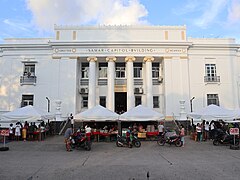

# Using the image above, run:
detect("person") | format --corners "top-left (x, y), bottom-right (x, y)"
top-left (158, 121), bottom-right (164, 137)
top-left (22, 121), bottom-right (29, 141)
top-left (126, 126), bottom-right (133, 147)
top-left (204, 121), bottom-right (209, 141)
top-left (85, 124), bottom-right (92, 141)
top-left (180, 124), bottom-right (185, 147)
top-left (15, 122), bottom-right (21, 141)
top-left (69, 113), bottom-right (74, 129)
top-left (64, 127), bottom-right (73, 152)
top-left (9, 123), bottom-right (14, 141)
top-left (196, 123), bottom-right (202, 142)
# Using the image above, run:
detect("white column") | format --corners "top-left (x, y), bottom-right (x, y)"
top-left (125, 56), bottom-right (135, 110)
top-left (144, 56), bottom-right (154, 108)
top-left (106, 56), bottom-right (116, 112)
top-left (87, 57), bottom-right (97, 109)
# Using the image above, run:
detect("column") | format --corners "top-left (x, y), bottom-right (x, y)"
top-left (125, 56), bottom-right (135, 111)
top-left (106, 56), bottom-right (116, 112)
top-left (87, 57), bottom-right (97, 109)
top-left (144, 56), bottom-right (154, 108)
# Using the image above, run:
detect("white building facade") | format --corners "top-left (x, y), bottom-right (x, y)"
top-left (0, 25), bottom-right (240, 120)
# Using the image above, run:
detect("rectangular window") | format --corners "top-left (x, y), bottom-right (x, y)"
top-left (82, 96), bottom-right (88, 108)
top-left (135, 96), bottom-right (142, 106)
top-left (153, 96), bottom-right (159, 108)
top-left (205, 64), bottom-right (218, 82)
top-left (99, 96), bottom-right (106, 107)
top-left (152, 63), bottom-right (160, 78)
top-left (99, 63), bottom-right (107, 78)
top-left (23, 64), bottom-right (35, 76)
top-left (134, 63), bottom-right (142, 78)
top-left (207, 94), bottom-right (219, 106)
top-left (116, 63), bottom-right (125, 78)
top-left (81, 63), bottom-right (89, 78)
top-left (21, 95), bottom-right (34, 107)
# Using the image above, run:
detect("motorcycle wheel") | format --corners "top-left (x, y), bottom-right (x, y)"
top-left (213, 139), bottom-right (219, 146)
top-left (134, 140), bottom-right (141, 148)
top-left (85, 141), bottom-right (91, 151)
top-left (175, 140), bottom-right (183, 147)
top-left (157, 138), bottom-right (165, 146)
top-left (116, 141), bottom-right (123, 147)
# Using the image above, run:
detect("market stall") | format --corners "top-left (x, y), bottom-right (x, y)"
top-left (74, 105), bottom-right (119, 142)
top-left (119, 105), bottom-right (165, 140)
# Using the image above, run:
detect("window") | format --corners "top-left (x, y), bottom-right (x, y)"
top-left (205, 64), bottom-right (220, 82)
top-left (135, 96), bottom-right (142, 106)
top-left (99, 63), bottom-right (107, 78)
top-left (116, 63), bottom-right (125, 78)
top-left (21, 95), bottom-right (34, 107)
top-left (207, 94), bottom-right (219, 106)
top-left (153, 96), bottom-right (159, 108)
top-left (152, 63), bottom-right (160, 78)
top-left (81, 63), bottom-right (89, 78)
top-left (134, 63), bottom-right (142, 78)
top-left (99, 96), bottom-right (106, 107)
top-left (82, 96), bottom-right (88, 108)
top-left (23, 64), bottom-right (35, 77)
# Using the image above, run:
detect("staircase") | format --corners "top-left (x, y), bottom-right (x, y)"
top-left (164, 120), bottom-right (180, 134)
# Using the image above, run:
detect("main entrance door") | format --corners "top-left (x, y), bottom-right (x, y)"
top-left (115, 92), bottom-right (127, 114)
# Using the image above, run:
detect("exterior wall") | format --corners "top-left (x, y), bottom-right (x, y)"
top-left (0, 25), bottom-right (239, 121)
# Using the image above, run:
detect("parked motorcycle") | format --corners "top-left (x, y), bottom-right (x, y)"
top-left (157, 131), bottom-right (182, 147)
top-left (213, 129), bottom-right (239, 146)
top-left (70, 132), bottom-right (92, 151)
top-left (116, 134), bottom-right (141, 148)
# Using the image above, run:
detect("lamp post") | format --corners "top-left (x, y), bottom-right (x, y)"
top-left (46, 97), bottom-right (50, 112)
top-left (190, 97), bottom-right (195, 127)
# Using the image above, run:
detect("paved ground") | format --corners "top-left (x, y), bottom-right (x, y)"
top-left (0, 136), bottom-right (240, 180)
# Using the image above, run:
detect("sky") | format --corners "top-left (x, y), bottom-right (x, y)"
top-left (0, 0), bottom-right (240, 43)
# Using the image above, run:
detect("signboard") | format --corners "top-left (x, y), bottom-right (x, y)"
top-left (0, 129), bottom-right (10, 136)
top-left (230, 128), bottom-right (239, 135)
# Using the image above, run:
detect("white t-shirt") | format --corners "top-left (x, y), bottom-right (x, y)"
top-left (158, 124), bottom-right (164, 132)
top-left (205, 124), bottom-right (209, 131)
top-left (85, 127), bottom-right (91, 133)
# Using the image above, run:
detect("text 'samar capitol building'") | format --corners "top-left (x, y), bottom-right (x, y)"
top-left (0, 25), bottom-right (240, 120)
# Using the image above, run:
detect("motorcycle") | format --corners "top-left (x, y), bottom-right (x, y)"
top-left (157, 131), bottom-right (182, 147)
top-left (213, 129), bottom-right (239, 146)
top-left (70, 132), bottom-right (92, 151)
top-left (116, 134), bottom-right (141, 148)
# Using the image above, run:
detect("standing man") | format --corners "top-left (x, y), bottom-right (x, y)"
top-left (158, 121), bottom-right (164, 137)
top-left (64, 127), bottom-right (73, 152)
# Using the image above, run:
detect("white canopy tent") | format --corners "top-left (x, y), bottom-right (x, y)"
top-left (0, 105), bottom-right (55, 123)
top-left (187, 104), bottom-right (238, 121)
top-left (119, 105), bottom-right (165, 121)
top-left (74, 105), bottom-right (119, 122)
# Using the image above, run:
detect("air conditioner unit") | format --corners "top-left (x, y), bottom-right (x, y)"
top-left (134, 87), bottom-right (143, 94)
top-left (158, 76), bottom-right (163, 82)
top-left (79, 88), bottom-right (88, 94)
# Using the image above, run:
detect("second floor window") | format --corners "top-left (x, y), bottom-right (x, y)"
top-left (81, 63), bottom-right (89, 78)
top-left (99, 63), bottom-right (107, 78)
top-left (134, 63), bottom-right (142, 78)
top-left (116, 63), bottom-right (125, 78)
top-left (152, 63), bottom-right (160, 78)
top-left (24, 64), bottom-right (35, 77)
top-left (135, 96), bottom-right (142, 106)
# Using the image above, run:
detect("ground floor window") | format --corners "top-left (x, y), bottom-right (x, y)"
top-left (153, 96), bottom-right (159, 108)
top-left (100, 96), bottom-right (106, 107)
top-left (207, 94), bottom-right (219, 106)
top-left (82, 96), bottom-right (88, 108)
top-left (21, 95), bottom-right (34, 107)
top-left (135, 96), bottom-right (142, 106)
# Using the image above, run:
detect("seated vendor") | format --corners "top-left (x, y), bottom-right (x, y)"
top-left (138, 124), bottom-right (144, 132)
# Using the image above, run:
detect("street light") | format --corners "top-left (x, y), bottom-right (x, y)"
top-left (190, 97), bottom-right (195, 127)
top-left (190, 97), bottom-right (195, 112)
top-left (46, 97), bottom-right (50, 112)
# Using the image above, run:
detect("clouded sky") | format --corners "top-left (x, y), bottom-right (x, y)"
top-left (0, 0), bottom-right (240, 43)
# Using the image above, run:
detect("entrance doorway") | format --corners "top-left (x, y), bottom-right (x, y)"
top-left (115, 92), bottom-right (127, 114)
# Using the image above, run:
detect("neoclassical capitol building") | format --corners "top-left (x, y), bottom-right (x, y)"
top-left (0, 25), bottom-right (240, 120)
